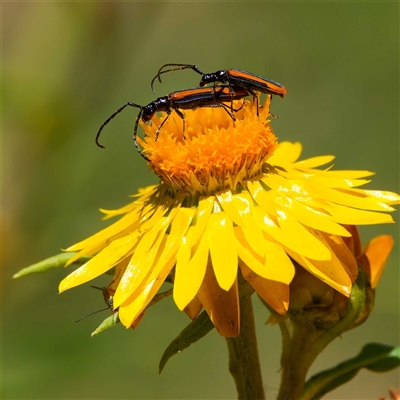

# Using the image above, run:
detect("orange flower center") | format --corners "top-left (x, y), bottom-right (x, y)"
top-left (138, 96), bottom-right (278, 194)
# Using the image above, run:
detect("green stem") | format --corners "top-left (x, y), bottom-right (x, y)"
top-left (277, 267), bottom-right (367, 400)
top-left (277, 317), bottom-right (321, 400)
top-left (226, 277), bottom-right (265, 400)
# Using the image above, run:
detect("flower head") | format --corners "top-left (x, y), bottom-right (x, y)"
top-left (59, 96), bottom-right (399, 337)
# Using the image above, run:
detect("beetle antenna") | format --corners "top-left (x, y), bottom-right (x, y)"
top-left (95, 102), bottom-right (142, 148)
top-left (75, 285), bottom-right (115, 322)
top-left (150, 63), bottom-right (204, 94)
top-left (75, 307), bottom-right (110, 323)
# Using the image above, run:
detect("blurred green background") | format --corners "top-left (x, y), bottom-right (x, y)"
top-left (3, 3), bottom-right (399, 399)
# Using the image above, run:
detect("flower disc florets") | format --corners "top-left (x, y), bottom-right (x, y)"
top-left (139, 97), bottom-right (277, 194)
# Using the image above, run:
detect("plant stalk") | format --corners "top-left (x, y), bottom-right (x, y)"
top-left (226, 277), bottom-right (265, 400)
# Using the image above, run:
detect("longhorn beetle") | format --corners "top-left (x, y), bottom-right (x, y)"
top-left (151, 64), bottom-right (287, 116)
top-left (95, 85), bottom-right (250, 160)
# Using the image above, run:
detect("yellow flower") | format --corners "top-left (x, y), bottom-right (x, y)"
top-left (59, 96), bottom-right (400, 337)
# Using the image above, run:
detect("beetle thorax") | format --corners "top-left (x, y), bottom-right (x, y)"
top-left (142, 103), bottom-right (157, 122)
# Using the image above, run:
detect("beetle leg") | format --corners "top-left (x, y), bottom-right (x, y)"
top-left (133, 109), bottom-right (151, 161)
top-left (211, 103), bottom-right (237, 121)
top-left (226, 77), bottom-right (236, 112)
top-left (247, 88), bottom-right (259, 117)
top-left (266, 95), bottom-right (279, 119)
top-left (155, 110), bottom-right (172, 141)
top-left (174, 108), bottom-right (186, 139)
top-left (232, 101), bottom-right (245, 113)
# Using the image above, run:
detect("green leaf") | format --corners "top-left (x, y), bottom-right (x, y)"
top-left (91, 311), bottom-right (120, 337)
top-left (302, 343), bottom-right (400, 400)
top-left (13, 253), bottom-right (91, 278)
top-left (158, 310), bottom-right (214, 374)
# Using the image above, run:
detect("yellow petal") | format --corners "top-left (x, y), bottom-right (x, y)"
top-left (197, 263), bottom-right (240, 337)
top-left (100, 188), bottom-right (156, 220)
top-left (263, 174), bottom-right (393, 212)
top-left (287, 248), bottom-right (352, 297)
top-left (139, 194), bottom-right (177, 231)
top-left (218, 191), bottom-right (266, 255)
top-left (232, 192), bottom-right (266, 257)
top-left (67, 186), bottom-right (168, 252)
top-left (216, 190), bottom-right (244, 227)
top-left (263, 238), bottom-right (295, 284)
top-left (107, 258), bottom-right (129, 293)
top-left (361, 189), bottom-right (400, 205)
top-left (100, 198), bottom-right (144, 220)
top-left (118, 255), bottom-right (176, 328)
top-left (336, 188), bottom-right (395, 211)
top-left (149, 208), bottom-right (195, 311)
top-left (247, 180), bottom-right (277, 216)
top-left (341, 224), bottom-right (363, 257)
top-left (66, 210), bottom-right (141, 252)
top-left (268, 141), bottom-right (302, 165)
top-left (254, 206), bottom-right (329, 261)
top-left (322, 202), bottom-right (395, 225)
top-left (186, 196), bottom-right (214, 247)
top-left (169, 208), bottom-right (196, 242)
top-left (235, 227), bottom-right (266, 277)
top-left (292, 155), bottom-right (335, 169)
top-left (230, 191), bottom-right (255, 222)
top-left (278, 167), bottom-right (373, 188)
top-left (362, 235), bottom-right (394, 288)
top-left (240, 262), bottom-right (289, 314)
top-left (299, 175), bottom-right (371, 189)
top-left (268, 192), bottom-right (351, 237)
top-left (113, 218), bottom-right (169, 308)
top-left (319, 232), bottom-right (358, 283)
top-left (65, 242), bottom-right (107, 266)
top-left (119, 285), bottom-right (152, 328)
top-left (207, 212), bottom-right (238, 291)
top-left (305, 170), bottom-right (375, 179)
top-left (241, 225), bottom-right (267, 258)
top-left (59, 234), bottom-right (138, 293)
top-left (342, 188), bottom-right (400, 206)
top-left (174, 229), bottom-right (209, 310)
top-left (131, 310), bottom-right (146, 329)
top-left (276, 209), bottom-right (331, 260)
top-left (150, 208), bottom-right (195, 286)
top-left (235, 228), bottom-right (294, 283)
top-left (173, 237), bottom-right (191, 309)
top-left (183, 297), bottom-right (203, 320)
